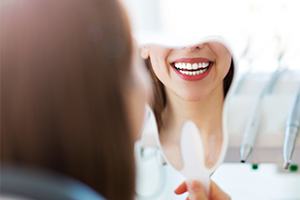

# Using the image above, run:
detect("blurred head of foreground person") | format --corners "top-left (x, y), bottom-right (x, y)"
top-left (0, 0), bottom-right (149, 199)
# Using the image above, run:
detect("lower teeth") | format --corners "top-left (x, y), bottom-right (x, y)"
top-left (178, 68), bottom-right (208, 76)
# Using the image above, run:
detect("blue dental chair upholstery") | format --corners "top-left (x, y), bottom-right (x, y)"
top-left (0, 166), bottom-right (105, 200)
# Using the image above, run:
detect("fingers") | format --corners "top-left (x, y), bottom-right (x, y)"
top-left (175, 181), bottom-right (208, 200)
top-left (186, 180), bottom-right (208, 200)
top-left (175, 180), bottom-right (231, 200)
top-left (210, 181), bottom-right (231, 200)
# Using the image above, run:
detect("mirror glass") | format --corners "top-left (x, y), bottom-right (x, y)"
top-left (141, 41), bottom-right (234, 171)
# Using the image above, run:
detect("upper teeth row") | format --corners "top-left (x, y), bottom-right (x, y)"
top-left (174, 62), bottom-right (209, 70)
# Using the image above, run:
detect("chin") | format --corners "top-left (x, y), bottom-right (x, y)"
top-left (176, 90), bottom-right (211, 102)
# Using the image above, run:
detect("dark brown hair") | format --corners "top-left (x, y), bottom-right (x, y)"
top-left (0, 0), bottom-right (135, 199)
top-left (145, 58), bottom-right (234, 129)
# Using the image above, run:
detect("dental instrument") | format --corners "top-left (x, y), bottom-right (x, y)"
top-left (240, 68), bottom-right (286, 162)
top-left (283, 89), bottom-right (300, 169)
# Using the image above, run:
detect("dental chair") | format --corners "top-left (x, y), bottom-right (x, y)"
top-left (0, 166), bottom-right (105, 200)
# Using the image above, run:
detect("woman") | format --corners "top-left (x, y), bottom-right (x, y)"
top-left (0, 0), bottom-right (147, 199)
top-left (137, 41), bottom-right (234, 199)
top-left (141, 42), bottom-right (234, 169)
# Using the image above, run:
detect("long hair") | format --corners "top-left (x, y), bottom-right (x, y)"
top-left (145, 58), bottom-right (234, 129)
top-left (0, 0), bottom-right (135, 199)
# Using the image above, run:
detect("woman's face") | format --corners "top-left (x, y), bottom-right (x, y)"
top-left (142, 42), bottom-right (232, 101)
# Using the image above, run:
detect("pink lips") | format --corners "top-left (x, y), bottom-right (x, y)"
top-left (173, 57), bottom-right (211, 63)
top-left (172, 57), bottom-right (212, 81)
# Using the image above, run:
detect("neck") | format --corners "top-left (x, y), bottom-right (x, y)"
top-left (161, 85), bottom-right (224, 143)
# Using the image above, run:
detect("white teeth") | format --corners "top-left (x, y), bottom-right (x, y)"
top-left (202, 62), bottom-right (209, 68)
top-left (178, 67), bottom-right (208, 76)
top-left (179, 70), bottom-right (188, 75)
top-left (192, 63), bottom-right (198, 70)
top-left (174, 61), bottom-right (211, 77)
top-left (175, 63), bottom-right (181, 69)
top-left (174, 62), bottom-right (210, 70)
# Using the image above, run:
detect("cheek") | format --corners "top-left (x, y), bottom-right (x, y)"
top-left (149, 48), bottom-right (171, 82)
top-left (209, 43), bottom-right (232, 79)
top-left (219, 57), bottom-right (231, 79)
top-left (214, 53), bottom-right (231, 81)
top-left (150, 56), bottom-right (170, 84)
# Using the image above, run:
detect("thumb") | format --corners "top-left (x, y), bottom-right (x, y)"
top-left (187, 180), bottom-right (208, 200)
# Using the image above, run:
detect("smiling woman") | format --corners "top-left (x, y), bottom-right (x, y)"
top-left (142, 41), bottom-right (234, 169)
top-left (135, 40), bottom-right (234, 200)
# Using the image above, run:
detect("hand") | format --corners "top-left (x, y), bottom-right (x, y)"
top-left (174, 180), bottom-right (230, 200)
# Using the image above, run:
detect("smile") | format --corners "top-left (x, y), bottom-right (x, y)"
top-left (171, 58), bottom-right (213, 81)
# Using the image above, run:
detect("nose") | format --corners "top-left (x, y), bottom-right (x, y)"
top-left (190, 43), bottom-right (206, 50)
top-left (182, 43), bottom-right (206, 51)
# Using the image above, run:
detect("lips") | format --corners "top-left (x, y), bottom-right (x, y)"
top-left (171, 57), bottom-right (213, 81)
